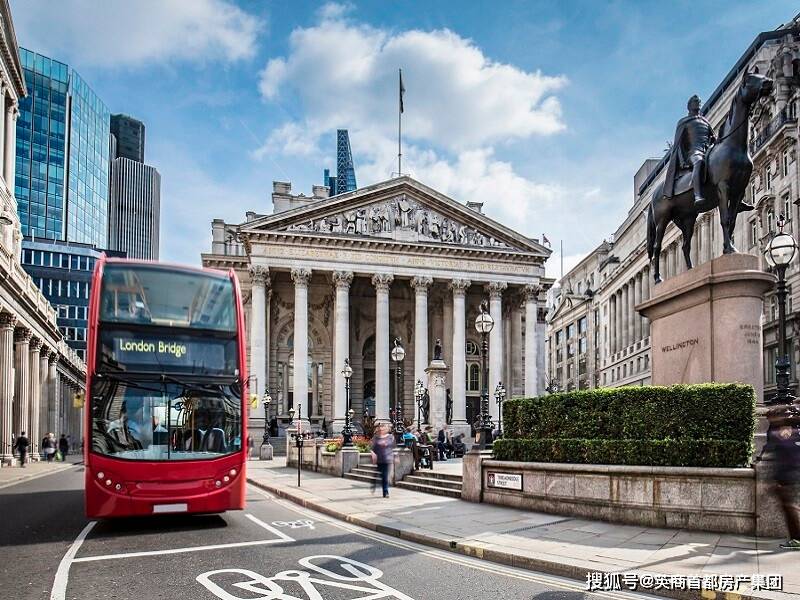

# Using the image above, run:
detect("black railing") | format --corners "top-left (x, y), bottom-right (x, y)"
top-left (750, 110), bottom-right (797, 154)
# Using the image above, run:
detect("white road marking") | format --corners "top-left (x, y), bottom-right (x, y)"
top-left (245, 513), bottom-right (296, 541)
top-left (50, 521), bottom-right (96, 600)
top-left (247, 484), bottom-right (656, 600)
top-left (271, 519), bottom-right (316, 530)
top-left (72, 538), bottom-right (290, 563)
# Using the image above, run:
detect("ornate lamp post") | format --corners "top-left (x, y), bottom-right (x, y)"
top-left (390, 337), bottom-right (406, 440)
top-left (288, 406), bottom-right (306, 486)
top-left (474, 301), bottom-right (495, 449)
top-left (414, 379), bottom-right (425, 430)
top-left (342, 359), bottom-right (354, 446)
top-left (494, 381), bottom-right (506, 438)
top-left (766, 214), bottom-right (798, 404)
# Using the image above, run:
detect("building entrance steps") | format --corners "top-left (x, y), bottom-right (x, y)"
top-left (344, 464), bottom-right (380, 484)
top-left (247, 458), bottom-right (799, 600)
top-left (397, 471), bottom-right (463, 498)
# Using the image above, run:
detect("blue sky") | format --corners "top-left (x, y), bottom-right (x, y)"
top-left (9, 1), bottom-right (799, 276)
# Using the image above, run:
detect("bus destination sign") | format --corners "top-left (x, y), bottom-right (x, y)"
top-left (103, 332), bottom-right (233, 373)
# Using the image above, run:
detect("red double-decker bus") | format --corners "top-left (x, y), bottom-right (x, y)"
top-left (84, 258), bottom-right (247, 518)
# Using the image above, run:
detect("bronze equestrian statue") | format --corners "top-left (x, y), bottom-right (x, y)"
top-left (647, 71), bottom-right (773, 284)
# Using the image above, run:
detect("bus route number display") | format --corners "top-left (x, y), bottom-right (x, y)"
top-left (487, 472), bottom-right (523, 491)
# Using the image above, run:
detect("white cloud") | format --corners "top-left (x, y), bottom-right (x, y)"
top-left (257, 14), bottom-right (567, 152)
top-left (10, 0), bottom-right (261, 67)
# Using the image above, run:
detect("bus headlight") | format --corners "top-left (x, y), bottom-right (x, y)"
top-left (223, 476), bottom-right (230, 483)
top-left (105, 479), bottom-right (112, 486)
top-left (229, 469), bottom-right (237, 477)
top-left (97, 472), bottom-right (104, 479)
top-left (215, 480), bottom-right (222, 488)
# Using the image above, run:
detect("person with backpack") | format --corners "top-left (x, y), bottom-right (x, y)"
top-left (14, 432), bottom-right (29, 467)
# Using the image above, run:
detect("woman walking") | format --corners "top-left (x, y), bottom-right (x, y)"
top-left (370, 424), bottom-right (395, 498)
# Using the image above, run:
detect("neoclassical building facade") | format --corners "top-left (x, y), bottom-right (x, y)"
top-left (0, 0), bottom-right (86, 463)
top-left (547, 14), bottom-right (800, 397)
top-left (203, 177), bottom-right (551, 438)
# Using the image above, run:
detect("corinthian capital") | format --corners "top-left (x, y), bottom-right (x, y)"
top-left (0, 311), bottom-right (17, 330)
top-left (522, 284), bottom-right (541, 302)
top-left (29, 337), bottom-right (43, 352)
top-left (410, 276), bottom-right (433, 293)
top-left (290, 267), bottom-right (312, 286)
top-left (485, 281), bottom-right (508, 299)
top-left (248, 264), bottom-right (270, 287)
top-left (449, 278), bottom-right (471, 296)
top-left (332, 270), bottom-right (354, 290)
top-left (371, 273), bottom-right (394, 292)
top-left (14, 327), bottom-right (31, 343)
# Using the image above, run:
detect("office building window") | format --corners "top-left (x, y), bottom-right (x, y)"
top-left (784, 149), bottom-right (789, 177)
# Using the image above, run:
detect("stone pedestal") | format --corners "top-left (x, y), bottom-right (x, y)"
top-left (425, 359), bottom-right (449, 431)
top-left (637, 254), bottom-right (773, 400)
top-left (259, 442), bottom-right (273, 460)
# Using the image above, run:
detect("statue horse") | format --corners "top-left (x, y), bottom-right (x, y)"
top-left (646, 72), bottom-right (773, 284)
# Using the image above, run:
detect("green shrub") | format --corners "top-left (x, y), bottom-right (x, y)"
top-left (497, 383), bottom-right (756, 468)
top-left (493, 438), bottom-right (751, 468)
top-left (503, 384), bottom-right (755, 443)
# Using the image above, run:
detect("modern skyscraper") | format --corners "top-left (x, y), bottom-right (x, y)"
top-left (15, 48), bottom-right (116, 358)
top-left (108, 158), bottom-right (160, 259)
top-left (110, 114), bottom-right (145, 163)
top-left (16, 48), bottom-right (111, 247)
top-left (108, 113), bottom-right (160, 260)
top-left (321, 130), bottom-right (357, 196)
top-left (335, 129), bottom-right (357, 195)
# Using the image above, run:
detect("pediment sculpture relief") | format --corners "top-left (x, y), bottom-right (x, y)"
top-left (285, 194), bottom-right (509, 249)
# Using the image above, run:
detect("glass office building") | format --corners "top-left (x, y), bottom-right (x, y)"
top-left (16, 48), bottom-right (110, 247)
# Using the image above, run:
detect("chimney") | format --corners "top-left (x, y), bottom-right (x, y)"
top-left (273, 181), bottom-right (291, 194)
top-left (312, 185), bottom-right (330, 199)
top-left (466, 201), bottom-right (484, 214)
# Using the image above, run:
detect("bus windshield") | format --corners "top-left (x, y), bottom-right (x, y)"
top-left (100, 264), bottom-right (235, 331)
top-left (91, 379), bottom-right (242, 461)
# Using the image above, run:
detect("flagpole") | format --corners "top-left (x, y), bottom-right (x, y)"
top-left (560, 240), bottom-right (564, 279)
top-left (398, 68), bottom-right (402, 176)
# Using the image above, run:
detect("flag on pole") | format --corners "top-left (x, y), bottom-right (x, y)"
top-left (542, 234), bottom-right (551, 247)
top-left (399, 69), bottom-right (405, 114)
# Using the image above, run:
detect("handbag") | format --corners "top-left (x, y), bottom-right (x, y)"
top-left (370, 451), bottom-right (377, 465)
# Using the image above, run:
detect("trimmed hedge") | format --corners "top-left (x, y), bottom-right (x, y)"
top-left (498, 383), bottom-right (756, 468)
top-left (492, 438), bottom-right (751, 468)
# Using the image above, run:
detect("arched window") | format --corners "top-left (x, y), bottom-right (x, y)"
top-left (466, 363), bottom-right (481, 392)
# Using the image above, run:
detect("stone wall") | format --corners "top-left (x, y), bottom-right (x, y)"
top-left (463, 455), bottom-right (775, 535)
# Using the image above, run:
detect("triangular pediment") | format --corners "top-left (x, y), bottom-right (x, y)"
top-left (240, 177), bottom-right (549, 256)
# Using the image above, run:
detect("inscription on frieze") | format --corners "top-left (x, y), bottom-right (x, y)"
top-left (740, 323), bottom-right (760, 345)
top-left (661, 338), bottom-right (700, 353)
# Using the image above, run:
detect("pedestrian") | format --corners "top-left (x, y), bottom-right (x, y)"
top-left (58, 434), bottom-right (69, 461)
top-left (370, 423), bottom-right (395, 498)
top-left (14, 431), bottom-right (29, 468)
top-left (247, 435), bottom-right (254, 459)
top-left (763, 402), bottom-right (800, 550)
top-left (437, 426), bottom-right (448, 461)
top-left (43, 433), bottom-right (57, 462)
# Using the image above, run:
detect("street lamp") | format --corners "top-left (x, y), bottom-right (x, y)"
top-left (474, 300), bottom-right (495, 449)
top-left (414, 379), bottom-right (426, 430)
top-left (494, 381), bottom-right (506, 438)
top-left (766, 214), bottom-right (798, 405)
top-left (391, 337), bottom-right (406, 440)
top-left (342, 359), bottom-right (354, 447)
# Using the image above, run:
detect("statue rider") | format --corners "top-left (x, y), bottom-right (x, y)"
top-left (664, 95), bottom-right (715, 208)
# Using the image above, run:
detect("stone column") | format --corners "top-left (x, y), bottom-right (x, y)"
top-left (610, 292), bottom-right (617, 354)
top-left (13, 328), bottom-right (30, 454)
top-left (511, 296), bottom-right (523, 396)
top-left (332, 270), bottom-right (353, 431)
top-left (0, 312), bottom-right (16, 463)
top-left (450, 279), bottom-right (470, 433)
top-left (248, 266), bottom-right (269, 409)
top-left (28, 338), bottom-right (42, 455)
top-left (4, 101), bottom-right (16, 192)
top-left (290, 268), bottom-right (312, 418)
top-left (442, 292), bottom-right (453, 393)
top-left (39, 348), bottom-right (50, 439)
top-left (0, 89), bottom-right (6, 188)
top-left (48, 353), bottom-right (58, 436)
top-left (487, 282), bottom-right (507, 420)
top-left (372, 273), bottom-right (394, 422)
top-left (628, 280), bottom-right (635, 346)
top-left (411, 276), bottom-right (433, 388)
top-left (523, 284), bottom-right (539, 397)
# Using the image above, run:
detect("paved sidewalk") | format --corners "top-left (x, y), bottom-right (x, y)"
top-left (247, 458), bottom-right (798, 600)
top-left (0, 455), bottom-right (81, 489)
